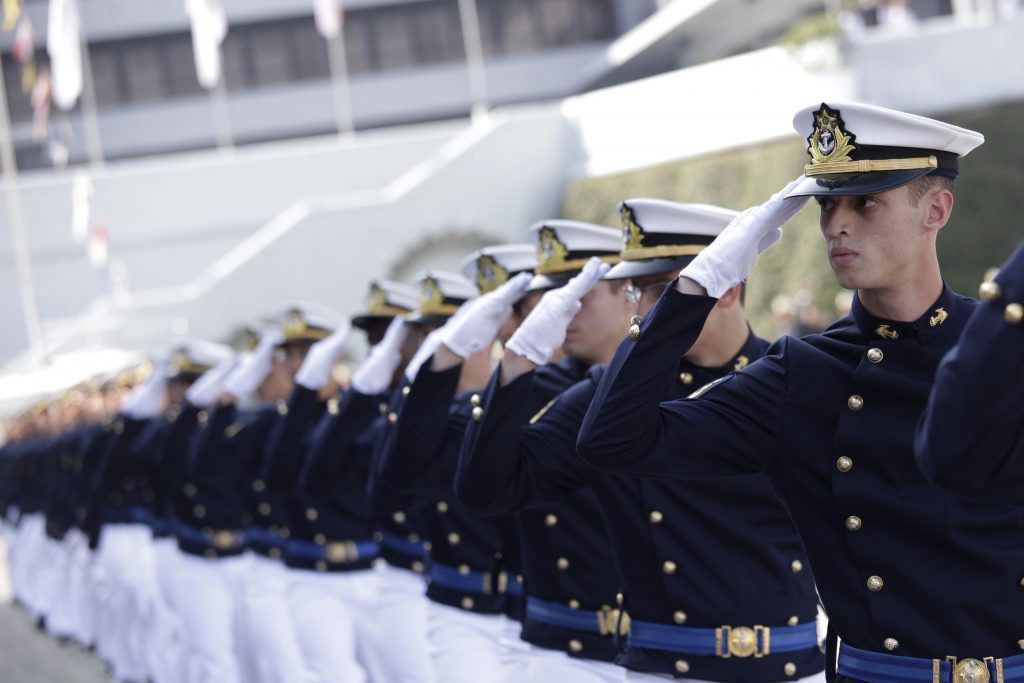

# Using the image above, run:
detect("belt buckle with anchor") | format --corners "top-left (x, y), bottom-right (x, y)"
top-left (937, 656), bottom-right (1004, 683)
top-left (597, 607), bottom-right (631, 637)
top-left (716, 625), bottom-right (770, 658)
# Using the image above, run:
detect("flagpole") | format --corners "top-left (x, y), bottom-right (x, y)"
top-left (76, 30), bottom-right (105, 167)
top-left (326, 30), bottom-right (355, 138)
top-left (456, 0), bottom-right (488, 121)
top-left (0, 53), bottom-right (49, 365)
top-left (210, 46), bottom-right (234, 151)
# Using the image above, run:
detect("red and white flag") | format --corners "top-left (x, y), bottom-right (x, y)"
top-left (46, 0), bottom-right (82, 110)
top-left (185, 0), bottom-right (227, 89)
top-left (313, 0), bottom-right (342, 39)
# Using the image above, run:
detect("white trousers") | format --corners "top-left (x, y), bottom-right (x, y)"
top-left (373, 563), bottom-right (436, 683)
top-left (426, 602), bottom-right (512, 683)
top-left (174, 551), bottom-right (248, 683)
top-left (93, 524), bottom-right (153, 682)
top-left (528, 646), bottom-right (626, 682)
top-left (625, 669), bottom-right (828, 683)
top-left (141, 537), bottom-right (188, 683)
top-left (499, 616), bottom-right (531, 681)
top-left (45, 530), bottom-right (87, 641)
top-left (235, 553), bottom-right (312, 683)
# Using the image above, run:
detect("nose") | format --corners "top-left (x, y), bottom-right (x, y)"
top-left (821, 202), bottom-right (852, 238)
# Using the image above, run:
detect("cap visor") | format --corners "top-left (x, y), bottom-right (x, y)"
top-left (404, 313), bottom-right (451, 327)
top-left (351, 313), bottom-right (395, 330)
top-left (526, 272), bottom-right (577, 293)
top-left (786, 168), bottom-right (934, 198)
top-left (605, 256), bottom-right (696, 280)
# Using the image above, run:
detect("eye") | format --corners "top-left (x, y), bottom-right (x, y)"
top-left (816, 197), bottom-right (835, 211)
top-left (858, 197), bottom-right (877, 209)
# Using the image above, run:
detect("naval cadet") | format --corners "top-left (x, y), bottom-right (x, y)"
top-left (575, 102), bottom-right (1023, 683)
top-left (457, 200), bottom-right (824, 682)
top-left (915, 240), bottom-right (1024, 501)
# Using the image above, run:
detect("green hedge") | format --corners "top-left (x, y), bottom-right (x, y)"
top-left (561, 100), bottom-right (1024, 338)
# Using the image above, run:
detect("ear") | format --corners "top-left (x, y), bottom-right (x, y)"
top-left (923, 186), bottom-right (954, 234)
top-left (717, 283), bottom-right (742, 308)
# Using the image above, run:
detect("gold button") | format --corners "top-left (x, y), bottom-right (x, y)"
top-left (258, 503), bottom-right (271, 516)
top-left (836, 456), bottom-right (853, 472)
top-left (305, 508), bottom-right (318, 521)
top-left (268, 547), bottom-right (282, 559)
top-left (472, 406), bottom-right (484, 421)
top-left (884, 638), bottom-right (899, 651)
top-left (679, 372), bottom-right (693, 386)
top-left (785, 662), bottom-right (797, 677)
top-left (315, 561), bottom-right (327, 572)
top-left (787, 616), bottom-right (799, 626)
top-left (846, 516), bottom-right (862, 531)
top-left (545, 514), bottom-right (558, 527)
top-left (663, 560), bottom-right (677, 575)
top-left (1018, 639), bottom-right (1024, 651)
top-left (569, 640), bottom-right (583, 654)
top-left (848, 395), bottom-right (864, 411)
top-left (649, 510), bottom-right (664, 524)
top-left (673, 611), bottom-right (687, 624)
top-left (791, 559), bottom-right (803, 573)
top-left (197, 410), bottom-right (209, 426)
top-left (557, 557), bottom-right (570, 571)
top-left (979, 280), bottom-right (1002, 302)
top-left (378, 402), bottom-right (388, 415)
top-left (184, 483), bottom-right (197, 497)
top-left (867, 348), bottom-right (883, 364)
top-left (867, 575), bottom-right (884, 592)
top-left (616, 592), bottom-right (624, 605)
top-left (1019, 576), bottom-right (1024, 587)
top-left (327, 398), bottom-right (339, 416)
top-left (412, 561), bottom-right (425, 574)
top-left (436, 500), bottom-right (449, 513)
top-left (279, 527), bottom-right (290, 539)
top-left (675, 660), bottom-right (690, 674)
top-left (387, 411), bottom-right (398, 424)
top-left (568, 599), bottom-right (580, 609)
top-left (252, 479), bottom-right (265, 492)
top-left (402, 386), bottom-right (411, 397)
top-left (629, 315), bottom-right (642, 341)
top-left (458, 564), bottom-right (470, 575)
top-left (448, 532), bottom-right (460, 545)
top-left (1006, 303), bottom-right (1023, 325)
top-left (470, 394), bottom-right (481, 407)
top-left (393, 511), bottom-right (406, 524)
top-left (276, 400), bottom-right (288, 416)
top-left (314, 534), bottom-right (326, 545)
top-left (461, 597), bottom-right (474, 609)
top-left (193, 505), bottom-right (206, 518)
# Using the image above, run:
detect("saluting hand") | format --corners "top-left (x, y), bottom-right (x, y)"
top-left (294, 321), bottom-right (354, 391)
top-left (351, 317), bottom-right (409, 394)
top-left (224, 332), bottom-right (281, 399)
top-left (439, 272), bottom-right (532, 359)
top-left (185, 354), bottom-right (240, 408)
top-left (505, 257), bottom-right (611, 367)
top-left (682, 177), bottom-right (809, 298)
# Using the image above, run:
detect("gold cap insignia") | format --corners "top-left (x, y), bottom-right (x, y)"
top-left (240, 329), bottom-right (260, 352)
top-left (808, 104), bottom-right (857, 166)
top-left (169, 349), bottom-right (192, 374)
top-left (368, 284), bottom-right (388, 315)
top-left (537, 226), bottom-right (569, 273)
top-left (476, 254), bottom-right (510, 294)
top-left (929, 307), bottom-right (948, 327)
top-left (283, 309), bottom-right (308, 339)
top-left (875, 324), bottom-right (899, 340)
top-left (420, 277), bottom-right (444, 308)
top-left (620, 203), bottom-right (644, 251)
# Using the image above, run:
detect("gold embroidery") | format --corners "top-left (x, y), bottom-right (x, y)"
top-left (875, 325), bottom-right (899, 340)
top-left (807, 104), bottom-right (856, 167)
top-left (529, 399), bottom-right (557, 425)
top-left (620, 203), bottom-right (644, 251)
top-left (929, 307), bottom-right (948, 327)
top-left (733, 355), bottom-right (749, 372)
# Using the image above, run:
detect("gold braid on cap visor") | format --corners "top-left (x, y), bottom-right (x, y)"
top-left (804, 155), bottom-right (938, 176)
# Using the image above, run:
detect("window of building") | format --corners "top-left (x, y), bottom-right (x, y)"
top-left (89, 44), bottom-right (125, 109)
top-left (290, 22), bottom-right (330, 80)
top-left (121, 41), bottom-right (168, 104)
top-left (248, 25), bottom-right (294, 87)
top-left (372, 9), bottom-right (418, 70)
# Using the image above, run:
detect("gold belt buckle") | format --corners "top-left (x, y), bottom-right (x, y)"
top-left (211, 530), bottom-right (239, 551)
top-left (937, 656), bottom-right (1003, 683)
top-left (325, 541), bottom-right (358, 564)
top-left (597, 607), bottom-right (631, 637)
top-left (716, 625), bottom-right (770, 658)
top-left (497, 571), bottom-right (509, 595)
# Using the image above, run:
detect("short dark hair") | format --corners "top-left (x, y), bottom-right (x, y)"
top-left (906, 174), bottom-right (954, 207)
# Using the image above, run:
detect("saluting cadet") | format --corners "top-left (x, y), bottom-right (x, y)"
top-left (374, 245), bottom-right (537, 683)
top-left (432, 222), bottom-right (628, 681)
top-left (457, 201), bottom-right (825, 683)
top-left (574, 102), bottom-right (1024, 683)
top-left (915, 240), bottom-right (1024, 500)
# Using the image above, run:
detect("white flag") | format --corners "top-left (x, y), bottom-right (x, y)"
top-left (46, 0), bottom-right (82, 111)
top-left (185, 0), bottom-right (227, 89)
top-left (313, 0), bottom-right (341, 39)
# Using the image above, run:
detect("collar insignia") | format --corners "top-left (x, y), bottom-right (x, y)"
top-left (733, 355), bottom-right (749, 372)
top-left (875, 324), bottom-right (899, 340)
top-left (929, 307), bottom-right (948, 327)
top-left (808, 104), bottom-right (857, 166)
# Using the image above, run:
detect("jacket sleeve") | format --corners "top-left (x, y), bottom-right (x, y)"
top-left (915, 241), bottom-right (1024, 503)
top-left (577, 284), bottom-right (786, 479)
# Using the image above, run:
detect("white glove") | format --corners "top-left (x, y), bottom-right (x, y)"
top-left (294, 321), bottom-right (353, 391)
top-left (403, 326), bottom-right (445, 383)
top-left (439, 272), bottom-right (532, 358)
top-left (120, 365), bottom-right (168, 419)
top-left (506, 257), bottom-right (611, 366)
top-left (682, 177), bottom-right (810, 298)
top-left (351, 317), bottom-right (409, 395)
top-left (224, 332), bottom-right (281, 398)
top-left (185, 354), bottom-right (239, 408)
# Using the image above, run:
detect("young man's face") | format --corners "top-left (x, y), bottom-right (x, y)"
top-left (499, 291), bottom-right (545, 344)
top-left (627, 273), bottom-right (676, 317)
top-left (563, 280), bottom-right (635, 365)
top-left (817, 184), bottom-right (937, 291)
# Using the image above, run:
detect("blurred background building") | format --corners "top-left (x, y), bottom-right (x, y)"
top-left (1, 0), bottom-right (1022, 413)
